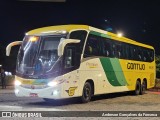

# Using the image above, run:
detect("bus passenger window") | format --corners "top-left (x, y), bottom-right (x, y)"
top-left (116, 44), bottom-right (122, 58)
top-left (69, 30), bottom-right (87, 53)
top-left (125, 44), bottom-right (129, 59)
top-left (138, 51), bottom-right (142, 61)
top-left (84, 34), bottom-right (100, 57)
top-left (143, 50), bottom-right (148, 62)
top-left (133, 48), bottom-right (139, 60)
top-left (149, 50), bottom-right (154, 62)
top-left (112, 44), bottom-right (116, 57)
top-left (87, 45), bottom-right (93, 55)
top-left (103, 40), bottom-right (111, 57)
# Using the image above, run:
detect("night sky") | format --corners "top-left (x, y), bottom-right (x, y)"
top-left (0, 0), bottom-right (160, 55)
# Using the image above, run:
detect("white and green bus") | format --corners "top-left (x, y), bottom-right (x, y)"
top-left (6, 25), bottom-right (155, 103)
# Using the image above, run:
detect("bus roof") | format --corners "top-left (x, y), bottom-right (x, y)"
top-left (27, 25), bottom-right (154, 49)
top-left (89, 26), bottom-right (154, 49)
top-left (27, 25), bottom-right (89, 35)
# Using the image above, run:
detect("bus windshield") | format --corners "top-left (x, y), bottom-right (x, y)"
top-left (16, 35), bottom-right (66, 78)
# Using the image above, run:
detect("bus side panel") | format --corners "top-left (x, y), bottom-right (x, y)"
top-left (79, 57), bottom-right (130, 95)
top-left (61, 70), bottom-right (82, 98)
top-left (62, 57), bottom-right (155, 98)
top-left (99, 58), bottom-right (129, 93)
top-left (119, 59), bottom-right (155, 90)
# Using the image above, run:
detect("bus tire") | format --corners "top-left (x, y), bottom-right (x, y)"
top-left (134, 80), bottom-right (141, 95)
top-left (140, 81), bottom-right (146, 95)
top-left (81, 82), bottom-right (92, 103)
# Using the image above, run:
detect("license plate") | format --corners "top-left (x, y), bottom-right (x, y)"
top-left (30, 93), bottom-right (38, 97)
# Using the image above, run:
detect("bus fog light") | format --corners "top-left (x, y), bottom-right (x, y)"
top-left (53, 90), bottom-right (58, 96)
top-left (15, 89), bottom-right (19, 94)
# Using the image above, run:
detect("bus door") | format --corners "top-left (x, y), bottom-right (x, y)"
top-left (62, 44), bottom-right (81, 97)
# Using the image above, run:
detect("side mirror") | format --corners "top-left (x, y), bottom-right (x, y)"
top-left (58, 39), bottom-right (80, 56)
top-left (6, 41), bottom-right (22, 56)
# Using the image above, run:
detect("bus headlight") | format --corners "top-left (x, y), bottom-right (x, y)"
top-left (47, 81), bottom-right (58, 87)
top-left (15, 80), bottom-right (22, 86)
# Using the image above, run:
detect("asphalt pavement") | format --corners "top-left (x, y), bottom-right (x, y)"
top-left (0, 85), bottom-right (14, 94)
top-left (0, 86), bottom-right (160, 119)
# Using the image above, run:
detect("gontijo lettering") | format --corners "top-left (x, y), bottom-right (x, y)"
top-left (127, 63), bottom-right (145, 70)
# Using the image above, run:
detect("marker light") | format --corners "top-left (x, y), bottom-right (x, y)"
top-left (53, 90), bottom-right (58, 96)
top-left (29, 36), bottom-right (39, 42)
top-left (25, 33), bottom-right (28, 35)
top-left (15, 80), bottom-right (22, 86)
top-left (47, 81), bottom-right (58, 87)
top-left (61, 30), bottom-right (67, 34)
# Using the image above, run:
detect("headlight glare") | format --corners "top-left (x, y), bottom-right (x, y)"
top-left (15, 80), bottom-right (21, 86)
top-left (47, 81), bottom-right (58, 87)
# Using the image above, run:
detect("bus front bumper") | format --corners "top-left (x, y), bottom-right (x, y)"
top-left (14, 85), bottom-right (63, 99)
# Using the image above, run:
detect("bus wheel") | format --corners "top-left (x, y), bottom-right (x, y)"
top-left (81, 82), bottom-right (92, 103)
top-left (140, 81), bottom-right (146, 95)
top-left (134, 80), bottom-right (141, 95)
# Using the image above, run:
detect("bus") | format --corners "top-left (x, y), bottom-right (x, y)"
top-left (6, 25), bottom-right (155, 103)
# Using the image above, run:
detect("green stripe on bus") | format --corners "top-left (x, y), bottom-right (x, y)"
top-left (90, 31), bottom-right (111, 38)
top-left (100, 33), bottom-right (111, 38)
top-left (100, 58), bottom-right (128, 86)
top-left (90, 31), bottom-right (101, 36)
top-left (100, 58), bottom-right (121, 86)
top-left (110, 58), bottom-right (128, 86)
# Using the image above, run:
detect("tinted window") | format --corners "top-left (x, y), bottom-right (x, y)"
top-left (102, 38), bottom-right (112, 57)
top-left (84, 34), bottom-right (101, 57)
top-left (64, 46), bottom-right (75, 68)
top-left (115, 43), bottom-right (123, 58)
top-left (83, 31), bottom-right (154, 62)
top-left (69, 30), bottom-right (87, 53)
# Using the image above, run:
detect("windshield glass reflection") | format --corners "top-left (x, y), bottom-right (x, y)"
top-left (16, 35), bottom-right (66, 78)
